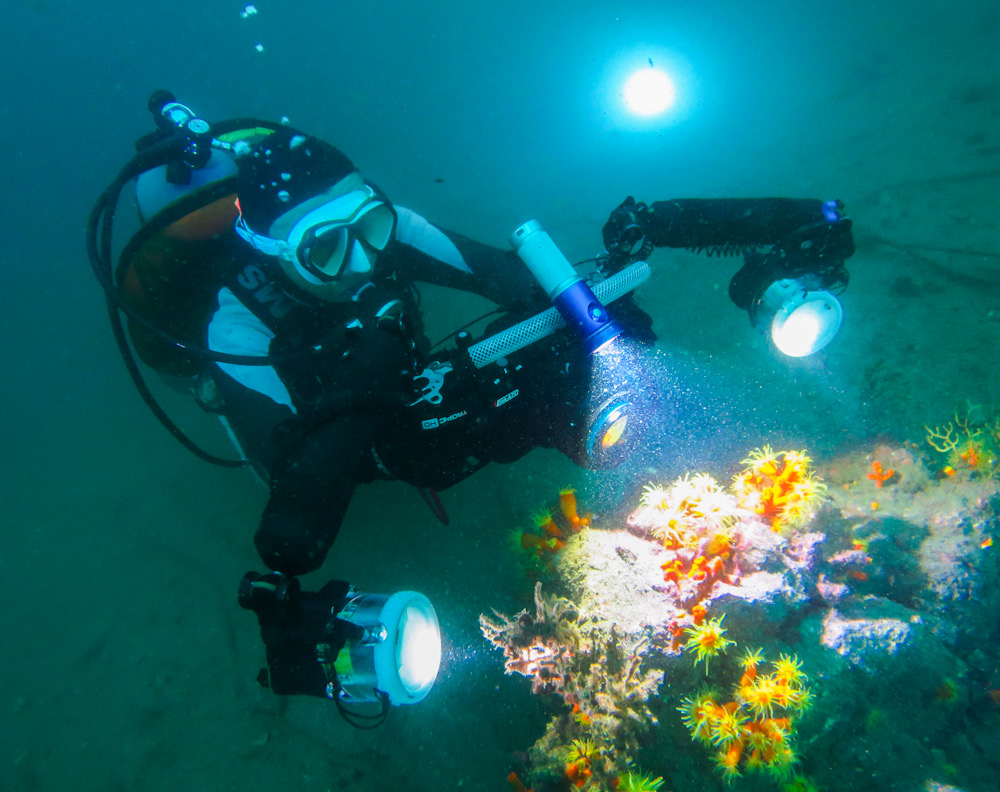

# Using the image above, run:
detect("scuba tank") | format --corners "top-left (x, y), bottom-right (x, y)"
top-left (120, 148), bottom-right (240, 379)
top-left (87, 90), bottom-right (286, 465)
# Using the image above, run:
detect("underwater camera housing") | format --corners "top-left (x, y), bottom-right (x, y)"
top-left (238, 572), bottom-right (441, 727)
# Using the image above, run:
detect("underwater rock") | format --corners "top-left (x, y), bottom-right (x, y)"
top-left (556, 527), bottom-right (678, 642)
top-left (734, 515), bottom-right (789, 572)
top-left (824, 444), bottom-right (1000, 658)
top-left (815, 574), bottom-right (851, 603)
top-left (819, 599), bottom-right (927, 673)
top-left (706, 570), bottom-right (808, 636)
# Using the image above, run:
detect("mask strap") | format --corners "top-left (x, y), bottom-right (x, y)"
top-left (233, 198), bottom-right (295, 260)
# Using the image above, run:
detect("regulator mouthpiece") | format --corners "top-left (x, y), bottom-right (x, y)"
top-left (511, 220), bottom-right (623, 354)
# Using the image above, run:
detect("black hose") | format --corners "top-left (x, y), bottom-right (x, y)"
top-left (87, 133), bottom-right (248, 466)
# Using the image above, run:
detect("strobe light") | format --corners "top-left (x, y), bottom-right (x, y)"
top-left (238, 573), bottom-right (442, 719)
top-left (754, 278), bottom-right (843, 358)
top-left (728, 200), bottom-right (851, 357)
top-left (729, 251), bottom-right (845, 358)
top-left (335, 591), bottom-right (442, 705)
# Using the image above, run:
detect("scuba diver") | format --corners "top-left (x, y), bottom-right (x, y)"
top-left (88, 92), bottom-right (855, 723)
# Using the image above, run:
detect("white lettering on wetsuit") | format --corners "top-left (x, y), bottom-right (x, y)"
top-left (495, 389), bottom-right (519, 407)
top-left (236, 264), bottom-right (297, 319)
top-left (421, 410), bottom-right (468, 430)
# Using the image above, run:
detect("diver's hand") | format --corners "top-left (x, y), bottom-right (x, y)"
top-left (602, 196), bottom-right (651, 259)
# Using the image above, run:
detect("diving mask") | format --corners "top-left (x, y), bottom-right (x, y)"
top-left (235, 184), bottom-right (396, 282)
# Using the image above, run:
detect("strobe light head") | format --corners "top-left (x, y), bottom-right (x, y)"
top-left (238, 573), bottom-right (442, 716)
top-left (729, 250), bottom-right (845, 358)
top-left (335, 591), bottom-right (442, 706)
top-left (756, 278), bottom-right (843, 358)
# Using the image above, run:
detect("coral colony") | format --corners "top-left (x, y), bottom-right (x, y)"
top-left (483, 430), bottom-right (1000, 792)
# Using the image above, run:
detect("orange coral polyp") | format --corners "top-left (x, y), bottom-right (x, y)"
top-left (734, 447), bottom-right (824, 532)
top-left (715, 738), bottom-right (745, 780)
top-left (534, 510), bottom-right (563, 538)
top-left (559, 489), bottom-right (588, 530)
top-left (520, 532), bottom-right (545, 551)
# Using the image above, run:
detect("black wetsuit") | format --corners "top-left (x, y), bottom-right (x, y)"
top-left (208, 198), bottom-right (851, 576)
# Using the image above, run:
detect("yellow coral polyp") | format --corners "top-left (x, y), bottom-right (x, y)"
top-left (566, 738), bottom-right (599, 764)
top-left (710, 706), bottom-right (748, 747)
top-left (639, 483), bottom-right (672, 510)
top-left (640, 474), bottom-right (739, 549)
top-left (764, 744), bottom-right (798, 778)
top-left (793, 686), bottom-right (815, 712)
top-left (741, 647), bottom-right (764, 673)
top-left (773, 653), bottom-right (806, 687)
top-left (741, 677), bottom-right (780, 719)
top-left (732, 447), bottom-right (825, 532)
top-left (684, 615), bottom-right (734, 673)
top-left (678, 689), bottom-right (721, 743)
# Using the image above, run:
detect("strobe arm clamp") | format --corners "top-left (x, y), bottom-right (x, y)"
top-left (601, 195), bottom-right (654, 269)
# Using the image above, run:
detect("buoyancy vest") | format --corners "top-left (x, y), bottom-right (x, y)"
top-left (223, 247), bottom-right (430, 418)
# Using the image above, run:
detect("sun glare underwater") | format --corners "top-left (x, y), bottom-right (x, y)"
top-left (597, 46), bottom-right (697, 129)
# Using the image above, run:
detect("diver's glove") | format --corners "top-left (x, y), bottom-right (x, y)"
top-left (602, 196), bottom-right (653, 263)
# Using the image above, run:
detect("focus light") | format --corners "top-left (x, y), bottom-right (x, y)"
top-left (623, 67), bottom-right (676, 117)
top-left (510, 221), bottom-right (623, 354)
top-left (581, 341), bottom-right (658, 469)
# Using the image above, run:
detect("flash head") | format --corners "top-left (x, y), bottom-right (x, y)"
top-left (238, 572), bottom-right (442, 725)
top-left (730, 247), bottom-right (847, 358)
